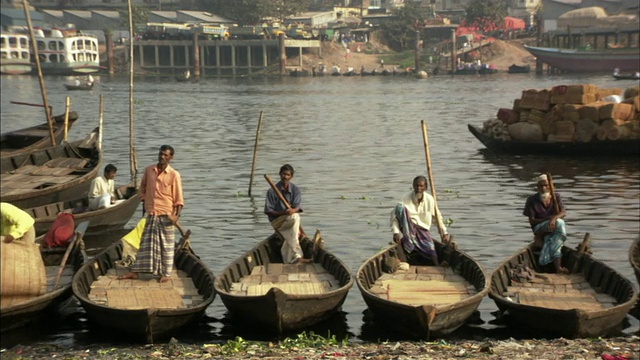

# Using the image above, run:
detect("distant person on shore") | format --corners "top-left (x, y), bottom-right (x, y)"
top-left (523, 174), bottom-right (568, 274)
top-left (1, 202), bottom-right (35, 243)
top-left (88, 164), bottom-right (118, 210)
top-left (390, 176), bottom-right (449, 265)
top-left (119, 145), bottom-right (184, 283)
top-left (264, 164), bottom-right (309, 264)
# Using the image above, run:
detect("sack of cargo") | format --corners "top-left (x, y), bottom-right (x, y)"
top-left (596, 87), bottom-right (623, 100)
top-left (497, 108), bottom-right (515, 123)
top-left (508, 122), bottom-right (544, 142)
top-left (579, 103), bottom-right (605, 122)
top-left (553, 120), bottom-right (576, 137)
top-left (575, 118), bottom-right (598, 142)
top-left (623, 86), bottom-right (639, 99)
top-left (599, 103), bottom-right (635, 121)
top-left (566, 84), bottom-right (597, 96)
top-left (0, 241), bottom-right (46, 298)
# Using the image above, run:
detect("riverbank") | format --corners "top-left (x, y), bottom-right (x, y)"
top-left (2, 335), bottom-right (638, 359)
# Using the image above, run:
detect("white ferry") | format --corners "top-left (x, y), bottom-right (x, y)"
top-left (1, 32), bottom-right (32, 75)
top-left (34, 27), bottom-right (100, 75)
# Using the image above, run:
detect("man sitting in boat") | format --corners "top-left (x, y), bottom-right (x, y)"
top-left (88, 164), bottom-right (118, 210)
top-left (390, 176), bottom-right (450, 266)
top-left (264, 164), bottom-right (309, 264)
top-left (86, 74), bottom-right (94, 86)
top-left (523, 174), bottom-right (569, 274)
top-left (1, 202), bottom-right (35, 243)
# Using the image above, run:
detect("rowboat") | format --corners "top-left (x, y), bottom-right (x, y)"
top-left (524, 45), bottom-right (640, 73)
top-left (0, 127), bottom-right (102, 209)
top-left (489, 240), bottom-right (638, 338)
top-left (508, 64), bottom-right (530, 74)
top-left (0, 111), bottom-right (79, 158)
top-left (630, 237), bottom-right (640, 319)
top-left (356, 241), bottom-right (490, 339)
top-left (72, 228), bottom-right (216, 343)
top-left (467, 124), bottom-right (640, 156)
top-left (1, 221), bottom-right (87, 332)
top-left (214, 231), bottom-right (353, 333)
top-left (25, 184), bottom-right (140, 236)
top-left (63, 83), bottom-right (94, 91)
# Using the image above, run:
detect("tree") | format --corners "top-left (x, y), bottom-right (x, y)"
top-left (465, 0), bottom-right (507, 33)
top-left (119, 5), bottom-right (150, 29)
top-left (381, 1), bottom-right (432, 51)
top-left (201, 0), bottom-right (310, 25)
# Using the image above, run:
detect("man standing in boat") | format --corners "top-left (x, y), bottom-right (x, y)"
top-left (119, 145), bottom-right (184, 283)
top-left (523, 174), bottom-right (568, 274)
top-left (264, 164), bottom-right (309, 264)
top-left (391, 176), bottom-right (449, 265)
top-left (1, 202), bottom-right (36, 243)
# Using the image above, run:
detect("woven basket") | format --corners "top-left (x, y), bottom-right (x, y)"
top-left (0, 240), bottom-right (46, 296)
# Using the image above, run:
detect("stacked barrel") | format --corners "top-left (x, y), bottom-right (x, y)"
top-left (482, 85), bottom-right (640, 142)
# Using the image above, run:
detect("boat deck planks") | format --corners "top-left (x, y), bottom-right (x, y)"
top-left (371, 265), bottom-right (478, 306)
top-left (229, 263), bottom-right (341, 296)
top-left (87, 268), bottom-right (204, 310)
top-left (504, 273), bottom-right (618, 310)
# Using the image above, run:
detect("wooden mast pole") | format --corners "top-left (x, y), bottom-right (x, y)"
top-left (127, 0), bottom-right (138, 187)
top-left (22, 0), bottom-right (55, 146)
top-left (248, 111), bottom-right (264, 197)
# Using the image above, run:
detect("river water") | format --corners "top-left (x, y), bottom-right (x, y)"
top-left (1, 73), bottom-right (639, 347)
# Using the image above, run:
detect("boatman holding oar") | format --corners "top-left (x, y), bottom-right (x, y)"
top-left (391, 176), bottom-right (450, 266)
top-left (119, 145), bottom-right (184, 283)
top-left (523, 174), bottom-right (569, 274)
top-left (264, 164), bottom-right (309, 264)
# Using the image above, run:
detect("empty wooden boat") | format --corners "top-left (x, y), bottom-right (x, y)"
top-left (1, 127), bottom-right (101, 209)
top-left (1, 222), bottom-right (87, 332)
top-left (356, 241), bottom-right (490, 339)
top-left (0, 112), bottom-right (79, 158)
top-left (214, 231), bottom-right (353, 333)
top-left (489, 239), bottom-right (638, 338)
top-left (25, 184), bottom-right (141, 236)
top-left (72, 228), bottom-right (216, 343)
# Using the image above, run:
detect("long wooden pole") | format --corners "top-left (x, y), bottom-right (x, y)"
top-left (64, 96), bottom-right (70, 142)
top-left (546, 172), bottom-right (560, 214)
top-left (264, 174), bottom-right (307, 238)
top-left (22, 0), bottom-right (55, 146)
top-left (421, 120), bottom-right (447, 241)
top-left (98, 95), bottom-right (104, 151)
top-left (127, 0), bottom-right (138, 186)
top-left (248, 111), bottom-right (264, 197)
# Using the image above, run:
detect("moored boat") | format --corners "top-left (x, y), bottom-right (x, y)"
top-left (0, 127), bottom-right (102, 209)
top-left (63, 82), bottom-right (94, 91)
top-left (467, 124), bottom-right (640, 157)
top-left (0, 111), bottom-right (79, 158)
top-left (630, 237), bottom-right (640, 318)
top-left (508, 64), bottom-right (530, 74)
top-left (356, 241), bottom-right (489, 339)
top-left (0, 32), bottom-right (32, 75)
top-left (524, 45), bottom-right (640, 73)
top-left (71, 227), bottom-right (216, 343)
top-left (214, 231), bottom-right (353, 333)
top-left (612, 68), bottom-right (640, 80)
top-left (489, 240), bottom-right (638, 338)
top-left (25, 183), bottom-right (140, 236)
top-left (1, 222), bottom-right (87, 332)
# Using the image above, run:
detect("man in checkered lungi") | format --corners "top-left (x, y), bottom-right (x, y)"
top-left (119, 145), bottom-right (184, 283)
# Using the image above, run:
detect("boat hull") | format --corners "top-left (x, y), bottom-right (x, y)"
top-left (468, 124), bottom-right (640, 156)
top-left (356, 242), bottom-right (490, 339)
top-left (1, 62), bottom-right (32, 75)
top-left (489, 243), bottom-right (638, 338)
top-left (524, 45), bottom-right (640, 72)
top-left (0, 112), bottom-right (78, 158)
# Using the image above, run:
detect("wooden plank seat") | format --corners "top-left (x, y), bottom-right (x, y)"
top-left (229, 264), bottom-right (341, 296)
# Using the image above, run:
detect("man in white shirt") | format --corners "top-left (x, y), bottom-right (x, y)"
top-left (88, 164), bottom-right (117, 210)
top-left (391, 175), bottom-right (450, 265)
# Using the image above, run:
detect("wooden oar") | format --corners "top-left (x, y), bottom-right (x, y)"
top-left (545, 173), bottom-right (560, 214)
top-left (421, 120), bottom-right (448, 244)
top-left (248, 111), bottom-right (264, 197)
top-left (53, 221), bottom-right (89, 289)
top-left (174, 221), bottom-right (192, 252)
top-left (264, 174), bottom-right (307, 238)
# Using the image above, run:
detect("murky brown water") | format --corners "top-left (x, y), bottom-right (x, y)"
top-left (1, 73), bottom-right (638, 346)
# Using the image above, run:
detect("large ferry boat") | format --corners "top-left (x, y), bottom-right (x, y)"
top-left (1, 32), bottom-right (32, 75)
top-left (34, 27), bottom-right (100, 75)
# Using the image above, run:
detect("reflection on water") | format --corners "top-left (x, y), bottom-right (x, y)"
top-left (1, 74), bottom-right (638, 347)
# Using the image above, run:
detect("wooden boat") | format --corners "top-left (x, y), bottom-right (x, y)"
top-left (289, 69), bottom-right (309, 77)
top-left (524, 45), bottom-right (640, 73)
top-left (508, 64), bottom-right (530, 73)
top-left (1, 127), bottom-right (102, 209)
top-left (72, 227), bottom-right (216, 343)
top-left (1, 221), bottom-right (87, 332)
top-left (489, 240), bottom-right (638, 338)
top-left (630, 237), bottom-right (640, 296)
top-left (25, 183), bottom-right (141, 236)
top-left (175, 70), bottom-right (191, 82)
top-left (356, 241), bottom-right (490, 339)
top-left (63, 83), bottom-right (94, 91)
top-left (0, 111), bottom-right (79, 158)
top-left (467, 124), bottom-right (640, 156)
top-left (214, 231), bottom-right (353, 333)
top-left (612, 70), bottom-right (640, 80)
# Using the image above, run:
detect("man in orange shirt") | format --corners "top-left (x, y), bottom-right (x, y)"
top-left (119, 145), bottom-right (184, 283)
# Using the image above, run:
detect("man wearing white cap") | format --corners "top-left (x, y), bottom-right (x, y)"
top-left (523, 174), bottom-right (568, 274)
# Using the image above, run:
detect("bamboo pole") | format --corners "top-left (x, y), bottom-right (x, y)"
top-left (98, 95), bottom-right (104, 151)
top-left (546, 173), bottom-right (560, 214)
top-left (64, 96), bottom-right (70, 142)
top-left (248, 111), bottom-right (264, 197)
top-left (22, 0), bottom-right (55, 145)
top-left (127, 0), bottom-right (138, 186)
top-left (421, 120), bottom-right (447, 242)
top-left (263, 174), bottom-right (307, 238)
